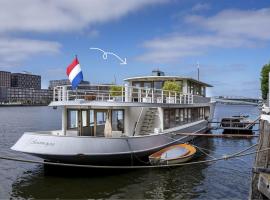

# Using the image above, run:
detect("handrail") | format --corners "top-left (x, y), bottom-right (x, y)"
top-left (133, 107), bottom-right (144, 136)
top-left (52, 84), bottom-right (209, 105)
top-left (54, 84), bottom-right (182, 96)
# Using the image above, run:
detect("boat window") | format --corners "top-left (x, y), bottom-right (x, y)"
top-left (112, 110), bottom-right (124, 132)
top-left (163, 107), bottom-right (210, 130)
top-left (176, 81), bottom-right (183, 93)
top-left (89, 110), bottom-right (94, 127)
top-left (164, 110), bottom-right (170, 129)
top-left (188, 109), bottom-right (192, 122)
top-left (154, 81), bottom-right (163, 90)
top-left (96, 111), bottom-right (107, 136)
top-left (132, 82), bottom-right (142, 88)
top-left (201, 87), bottom-right (205, 97)
top-left (82, 110), bottom-right (87, 127)
top-left (193, 108), bottom-right (199, 121)
top-left (170, 109), bottom-right (175, 127)
top-left (184, 109), bottom-right (188, 123)
top-left (180, 109), bottom-right (184, 124)
top-left (175, 109), bottom-right (180, 125)
top-left (143, 82), bottom-right (152, 89)
top-left (67, 110), bottom-right (78, 129)
top-left (204, 107), bottom-right (210, 119)
top-left (199, 108), bottom-right (204, 119)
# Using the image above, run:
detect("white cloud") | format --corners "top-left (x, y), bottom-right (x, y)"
top-left (0, 0), bottom-right (165, 33)
top-left (191, 3), bottom-right (210, 12)
top-left (138, 7), bottom-right (270, 62)
top-left (186, 8), bottom-right (270, 40)
top-left (0, 0), bottom-right (165, 66)
top-left (138, 34), bottom-right (255, 62)
top-left (0, 38), bottom-right (61, 67)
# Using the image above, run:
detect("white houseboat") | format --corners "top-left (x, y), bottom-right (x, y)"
top-left (11, 70), bottom-right (215, 165)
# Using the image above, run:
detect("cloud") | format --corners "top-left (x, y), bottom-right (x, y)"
top-left (0, 0), bottom-right (166, 33)
top-left (0, 38), bottom-right (61, 67)
top-left (0, 0), bottom-right (165, 66)
top-left (191, 3), bottom-right (210, 12)
top-left (138, 7), bottom-right (270, 62)
top-left (137, 34), bottom-right (256, 62)
top-left (186, 8), bottom-right (270, 40)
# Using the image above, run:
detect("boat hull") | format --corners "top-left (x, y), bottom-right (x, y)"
top-left (11, 120), bottom-right (208, 165)
top-left (164, 155), bottom-right (194, 165)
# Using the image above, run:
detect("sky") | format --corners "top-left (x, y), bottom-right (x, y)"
top-left (0, 0), bottom-right (269, 98)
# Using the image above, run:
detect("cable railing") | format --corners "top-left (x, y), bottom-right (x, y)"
top-left (52, 84), bottom-right (206, 105)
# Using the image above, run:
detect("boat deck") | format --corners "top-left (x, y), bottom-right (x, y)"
top-left (50, 84), bottom-right (211, 107)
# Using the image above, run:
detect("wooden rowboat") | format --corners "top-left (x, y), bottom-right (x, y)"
top-left (149, 143), bottom-right (196, 165)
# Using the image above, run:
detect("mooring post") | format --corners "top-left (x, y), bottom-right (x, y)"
top-left (250, 117), bottom-right (270, 199)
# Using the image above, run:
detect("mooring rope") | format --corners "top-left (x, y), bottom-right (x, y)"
top-left (161, 127), bottom-right (258, 161)
top-left (0, 144), bottom-right (264, 169)
top-left (191, 144), bottom-right (217, 159)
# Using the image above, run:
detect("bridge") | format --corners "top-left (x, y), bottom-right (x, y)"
top-left (211, 96), bottom-right (261, 105)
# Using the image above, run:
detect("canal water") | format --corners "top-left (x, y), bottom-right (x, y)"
top-left (0, 104), bottom-right (259, 199)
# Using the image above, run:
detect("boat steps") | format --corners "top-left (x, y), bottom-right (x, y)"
top-left (140, 108), bottom-right (158, 134)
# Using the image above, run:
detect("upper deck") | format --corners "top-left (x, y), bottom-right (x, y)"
top-left (50, 84), bottom-right (211, 107)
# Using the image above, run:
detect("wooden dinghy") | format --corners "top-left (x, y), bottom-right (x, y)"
top-left (149, 144), bottom-right (196, 165)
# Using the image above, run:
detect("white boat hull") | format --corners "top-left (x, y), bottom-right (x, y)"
top-left (11, 120), bottom-right (208, 165)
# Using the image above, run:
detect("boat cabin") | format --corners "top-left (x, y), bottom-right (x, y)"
top-left (124, 70), bottom-right (212, 97)
top-left (62, 106), bottom-right (211, 137)
top-left (50, 70), bottom-right (213, 138)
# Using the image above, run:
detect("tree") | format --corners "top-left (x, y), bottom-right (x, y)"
top-left (162, 81), bottom-right (181, 95)
top-left (261, 63), bottom-right (270, 100)
top-left (109, 85), bottom-right (123, 97)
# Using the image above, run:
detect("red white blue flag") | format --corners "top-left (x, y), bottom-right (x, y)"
top-left (66, 57), bottom-right (83, 89)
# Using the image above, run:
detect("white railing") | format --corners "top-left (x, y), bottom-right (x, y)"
top-left (53, 84), bottom-right (201, 105)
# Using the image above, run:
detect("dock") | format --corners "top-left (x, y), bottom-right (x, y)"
top-left (250, 115), bottom-right (270, 199)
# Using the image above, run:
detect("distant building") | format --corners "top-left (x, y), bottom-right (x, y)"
top-left (11, 73), bottom-right (41, 89)
top-left (0, 71), bottom-right (51, 105)
top-left (0, 71), bottom-right (11, 87)
top-left (0, 87), bottom-right (52, 104)
top-left (49, 79), bottom-right (90, 89)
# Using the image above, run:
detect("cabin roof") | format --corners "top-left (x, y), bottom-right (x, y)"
top-left (124, 76), bottom-right (213, 87)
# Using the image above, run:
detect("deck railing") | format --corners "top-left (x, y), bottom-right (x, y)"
top-left (53, 84), bottom-right (208, 105)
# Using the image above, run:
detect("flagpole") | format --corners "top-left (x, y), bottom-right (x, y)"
top-left (75, 54), bottom-right (78, 100)
top-left (197, 61), bottom-right (200, 81)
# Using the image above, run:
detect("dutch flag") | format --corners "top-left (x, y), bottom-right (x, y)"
top-left (66, 57), bottom-right (83, 89)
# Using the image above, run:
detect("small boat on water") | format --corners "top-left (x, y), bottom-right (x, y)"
top-left (220, 115), bottom-right (255, 134)
top-left (149, 144), bottom-right (196, 165)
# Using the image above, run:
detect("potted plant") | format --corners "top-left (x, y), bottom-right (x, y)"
top-left (162, 81), bottom-right (181, 103)
top-left (109, 85), bottom-right (123, 101)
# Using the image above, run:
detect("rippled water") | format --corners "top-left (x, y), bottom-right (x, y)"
top-left (0, 104), bottom-right (259, 199)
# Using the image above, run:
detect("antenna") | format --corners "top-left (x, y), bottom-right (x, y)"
top-left (197, 61), bottom-right (200, 81)
top-left (114, 75), bottom-right (117, 84)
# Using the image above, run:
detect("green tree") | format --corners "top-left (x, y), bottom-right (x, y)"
top-left (261, 63), bottom-right (270, 100)
top-left (162, 81), bottom-right (181, 95)
top-left (109, 85), bottom-right (123, 97)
